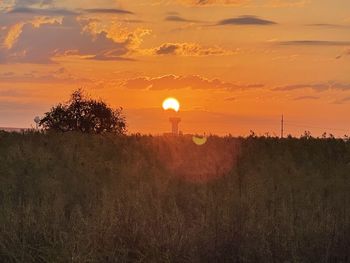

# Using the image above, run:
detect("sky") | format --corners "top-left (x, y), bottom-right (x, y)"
top-left (0, 0), bottom-right (350, 136)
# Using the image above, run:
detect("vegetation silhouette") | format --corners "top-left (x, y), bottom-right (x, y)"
top-left (39, 89), bottom-right (126, 134)
top-left (0, 131), bottom-right (349, 262)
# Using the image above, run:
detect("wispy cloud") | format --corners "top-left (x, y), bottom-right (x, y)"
top-left (336, 48), bottom-right (350, 59)
top-left (275, 81), bottom-right (350, 92)
top-left (176, 0), bottom-right (248, 6)
top-left (0, 68), bottom-right (91, 83)
top-left (278, 40), bottom-right (350, 46)
top-left (293, 95), bottom-right (319, 100)
top-left (268, 0), bottom-right (309, 8)
top-left (157, 0), bottom-right (309, 7)
top-left (224, 96), bottom-right (236, 101)
top-left (333, 97), bottom-right (350, 104)
top-left (305, 23), bottom-right (347, 28)
top-left (123, 74), bottom-right (264, 91)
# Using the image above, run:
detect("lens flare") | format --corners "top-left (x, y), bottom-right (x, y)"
top-left (162, 97), bottom-right (180, 112)
top-left (192, 136), bottom-right (207, 146)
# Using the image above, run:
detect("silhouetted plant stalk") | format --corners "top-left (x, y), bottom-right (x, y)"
top-left (0, 132), bottom-right (349, 262)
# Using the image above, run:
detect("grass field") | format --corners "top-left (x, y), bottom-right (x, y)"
top-left (0, 131), bottom-right (349, 262)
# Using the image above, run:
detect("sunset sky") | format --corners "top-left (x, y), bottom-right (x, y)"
top-left (1, 0), bottom-right (350, 136)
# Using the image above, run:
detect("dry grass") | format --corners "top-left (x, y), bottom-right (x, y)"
top-left (0, 131), bottom-right (349, 262)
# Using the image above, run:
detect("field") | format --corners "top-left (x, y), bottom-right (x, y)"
top-left (0, 131), bottom-right (349, 262)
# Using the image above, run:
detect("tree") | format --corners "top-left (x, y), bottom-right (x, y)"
top-left (39, 89), bottom-right (126, 134)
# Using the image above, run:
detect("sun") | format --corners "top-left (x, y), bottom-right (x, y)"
top-left (162, 97), bottom-right (180, 112)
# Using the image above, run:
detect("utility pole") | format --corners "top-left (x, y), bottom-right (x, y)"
top-left (281, 114), bottom-right (284, 139)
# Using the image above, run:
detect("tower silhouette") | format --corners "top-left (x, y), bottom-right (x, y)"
top-left (169, 117), bottom-right (181, 135)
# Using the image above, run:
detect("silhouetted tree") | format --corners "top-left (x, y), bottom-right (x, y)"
top-left (40, 89), bottom-right (126, 134)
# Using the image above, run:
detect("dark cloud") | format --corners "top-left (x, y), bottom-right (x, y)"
top-left (275, 82), bottom-right (350, 92)
top-left (150, 42), bottom-right (233, 56)
top-left (155, 44), bottom-right (179, 55)
top-left (83, 8), bottom-right (134, 15)
top-left (88, 55), bottom-right (136, 61)
top-left (217, 15), bottom-right (277, 26)
top-left (164, 15), bottom-right (198, 23)
top-left (278, 40), bottom-right (350, 46)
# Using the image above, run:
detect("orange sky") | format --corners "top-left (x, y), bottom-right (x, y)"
top-left (1, 0), bottom-right (350, 136)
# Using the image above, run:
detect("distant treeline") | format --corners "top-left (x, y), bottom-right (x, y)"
top-left (0, 131), bottom-right (349, 262)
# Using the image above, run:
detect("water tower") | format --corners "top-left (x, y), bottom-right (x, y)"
top-left (169, 117), bottom-right (181, 135)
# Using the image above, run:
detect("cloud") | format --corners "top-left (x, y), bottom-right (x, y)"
top-left (278, 40), bottom-right (350, 46)
top-left (146, 43), bottom-right (234, 56)
top-left (224, 96), bottom-right (236, 101)
top-left (123, 75), bottom-right (264, 91)
top-left (305, 23), bottom-right (347, 28)
top-left (164, 15), bottom-right (199, 23)
top-left (333, 97), bottom-right (350, 104)
top-left (12, 0), bottom-right (55, 7)
top-left (7, 7), bottom-right (78, 16)
top-left (336, 48), bottom-right (350, 59)
top-left (176, 0), bottom-right (248, 6)
top-left (6, 7), bottom-right (135, 16)
top-left (81, 19), bottom-right (151, 50)
top-left (217, 15), bottom-right (277, 26)
top-left (3, 16), bottom-right (62, 49)
top-left (4, 22), bottom-right (25, 49)
top-left (0, 89), bottom-right (30, 98)
top-left (268, 0), bottom-right (309, 7)
top-left (0, 16), bottom-right (137, 63)
top-left (87, 54), bottom-right (136, 61)
top-left (293, 96), bottom-right (319, 100)
top-left (0, 68), bottom-right (91, 83)
top-left (82, 8), bottom-right (134, 15)
top-left (5, 0), bottom-right (133, 11)
top-left (275, 81), bottom-right (350, 92)
top-left (165, 0), bottom-right (309, 7)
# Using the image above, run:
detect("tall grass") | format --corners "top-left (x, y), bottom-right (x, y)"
top-left (0, 131), bottom-right (349, 262)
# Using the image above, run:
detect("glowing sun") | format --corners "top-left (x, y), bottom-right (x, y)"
top-left (162, 97), bottom-right (180, 112)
